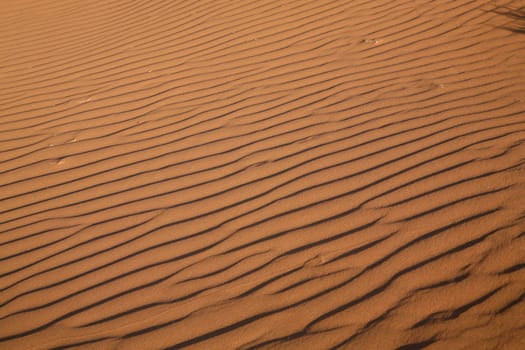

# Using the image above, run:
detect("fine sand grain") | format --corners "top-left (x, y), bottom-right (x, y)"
top-left (1, 0), bottom-right (525, 349)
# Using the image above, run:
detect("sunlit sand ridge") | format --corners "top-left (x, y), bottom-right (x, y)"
top-left (0, 0), bottom-right (524, 349)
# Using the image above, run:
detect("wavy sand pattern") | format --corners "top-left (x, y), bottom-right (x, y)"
top-left (1, 0), bottom-right (525, 349)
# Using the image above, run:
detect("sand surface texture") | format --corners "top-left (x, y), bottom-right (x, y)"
top-left (1, 0), bottom-right (525, 349)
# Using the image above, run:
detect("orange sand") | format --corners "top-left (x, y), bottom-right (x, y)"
top-left (1, 0), bottom-right (525, 349)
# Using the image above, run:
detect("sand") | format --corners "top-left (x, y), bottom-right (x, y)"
top-left (1, 0), bottom-right (525, 349)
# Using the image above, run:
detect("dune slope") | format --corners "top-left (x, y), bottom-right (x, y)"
top-left (1, 0), bottom-right (525, 349)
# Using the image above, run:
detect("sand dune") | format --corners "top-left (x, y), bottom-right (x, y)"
top-left (1, 0), bottom-right (525, 349)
